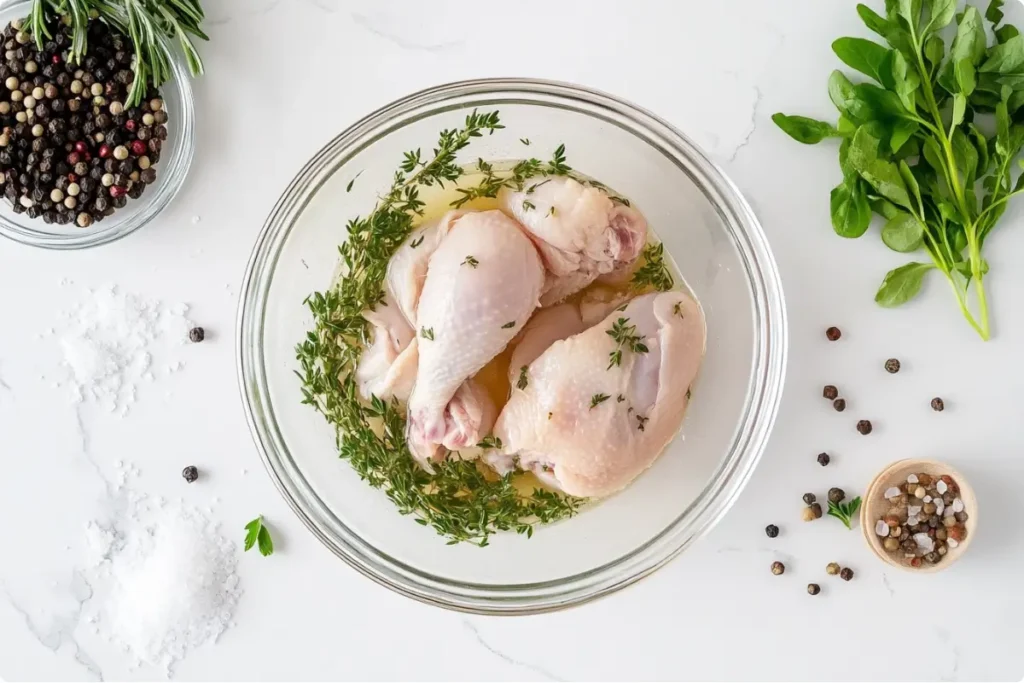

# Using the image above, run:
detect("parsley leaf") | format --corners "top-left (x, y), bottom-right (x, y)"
top-left (244, 516), bottom-right (274, 557)
top-left (827, 496), bottom-right (862, 530)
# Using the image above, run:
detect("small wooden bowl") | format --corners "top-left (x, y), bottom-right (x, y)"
top-left (860, 459), bottom-right (977, 573)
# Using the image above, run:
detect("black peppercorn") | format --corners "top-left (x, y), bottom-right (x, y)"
top-left (856, 419), bottom-right (873, 435)
top-left (802, 492), bottom-right (816, 505)
top-left (931, 397), bottom-right (945, 411)
top-left (810, 502), bottom-right (822, 519)
top-left (833, 398), bottom-right (846, 412)
top-left (765, 524), bottom-right (779, 538)
top-left (828, 487), bottom-right (845, 504)
top-left (817, 452), bottom-right (830, 466)
top-left (771, 561), bottom-right (785, 576)
top-left (807, 583), bottom-right (820, 595)
top-left (111, 193), bottom-right (126, 208)
top-left (884, 358), bottom-right (901, 374)
top-left (189, 326), bottom-right (205, 343)
top-left (93, 196), bottom-right (109, 212)
top-left (127, 182), bottom-right (143, 199)
top-left (117, 159), bottom-right (133, 174)
top-left (182, 465), bottom-right (199, 483)
top-left (136, 126), bottom-right (151, 141)
top-left (139, 167), bottom-right (156, 184)
top-left (826, 326), bottom-right (841, 341)
top-left (823, 384), bottom-right (838, 400)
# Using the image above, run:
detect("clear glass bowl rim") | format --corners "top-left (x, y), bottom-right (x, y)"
top-left (0, 0), bottom-right (196, 250)
top-left (237, 77), bottom-right (788, 614)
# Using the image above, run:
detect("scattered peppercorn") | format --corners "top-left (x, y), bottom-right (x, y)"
top-left (856, 419), bottom-right (873, 435)
top-left (823, 385), bottom-right (838, 400)
top-left (802, 492), bottom-right (816, 505)
top-left (801, 506), bottom-right (816, 522)
top-left (833, 398), bottom-right (846, 412)
top-left (826, 562), bottom-right (840, 575)
top-left (931, 397), bottom-right (945, 412)
top-left (188, 326), bottom-right (205, 343)
top-left (765, 524), bottom-right (779, 538)
top-left (817, 452), bottom-right (830, 467)
top-left (884, 358), bottom-right (901, 374)
top-left (825, 326), bottom-right (841, 341)
top-left (807, 583), bottom-right (820, 595)
top-left (181, 465), bottom-right (198, 483)
top-left (828, 487), bottom-right (845, 504)
top-left (810, 503), bottom-right (823, 519)
top-left (839, 567), bottom-right (854, 581)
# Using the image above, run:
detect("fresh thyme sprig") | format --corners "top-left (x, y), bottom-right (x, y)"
top-left (631, 242), bottom-right (675, 292)
top-left (296, 110), bottom-right (584, 546)
top-left (28, 0), bottom-right (207, 107)
top-left (606, 317), bottom-right (649, 369)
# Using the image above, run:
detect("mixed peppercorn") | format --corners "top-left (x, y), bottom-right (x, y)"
top-left (0, 18), bottom-right (167, 227)
top-left (874, 472), bottom-right (968, 568)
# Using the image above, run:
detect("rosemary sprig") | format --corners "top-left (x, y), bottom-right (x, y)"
top-left (296, 110), bottom-right (584, 546)
top-left (28, 0), bottom-right (207, 107)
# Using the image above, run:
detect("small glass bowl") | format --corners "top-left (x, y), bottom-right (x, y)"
top-left (0, 0), bottom-right (195, 250)
top-left (238, 79), bottom-right (788, 614)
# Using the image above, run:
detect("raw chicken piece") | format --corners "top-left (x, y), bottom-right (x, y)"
top-left (354, 215), bottom-right (450, 401)
top-left (407, 210), bottom-right (545, 466)
top-left (493, 291), bottom-right (705, 498)
top-left (508, 303), bottom-right (585, 375)
top-left (500, 176), bottom-right (647, 306)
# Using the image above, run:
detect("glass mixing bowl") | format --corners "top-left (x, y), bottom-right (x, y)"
top-left (238, 79), bottom-right (787, 614)
top-left (0, 0), bottom-right (195, 250)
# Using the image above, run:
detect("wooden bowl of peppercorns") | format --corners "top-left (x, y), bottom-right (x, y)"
top-left (861, 459), bottom-right (977, 573)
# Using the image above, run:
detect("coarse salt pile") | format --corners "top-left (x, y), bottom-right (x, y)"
top-left (83, 493), bottom-right (241, 675)
top-left (54, 284), bottom-right (191, 413)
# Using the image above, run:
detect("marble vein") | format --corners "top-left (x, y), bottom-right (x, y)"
top-left (881, 573), bottom-right (895, 598)
top-left (350, 13), bottom-right (464, 54)
top-left (1, 579), bottom-right (103, 681)
top-left (463, 619), bottom-right (563, 681)
top-left (727, 84), bottom-right (763, 163)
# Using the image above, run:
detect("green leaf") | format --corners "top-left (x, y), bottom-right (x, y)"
top-left (967, 123), bottom-right (991, 176)
top-left (852, 83), bottom-right (909, 120)
top-left (898, 159), bottom-right (922, 206)
top-left (952, 127), bottom-right (980, 188)
top-left (922, 136), bottom-right (946, 179)
top-left (927, 0), bottom-right (957, 32)
top-left (832, 37), bottom-right (893, 85)
top-left (997, 99), bottom-right (1011, 155)
top-left (882, 211), bottom-right (925, 251)
top-left (925, 34), bottom-right (945, 69)
top-left (952, 93), bottom-right (968, 127)
top-left (244, 516), bottom-right (274, 557)
top-left (996, 25), bottom-right (1019, 44)
top-left (986, 0), bottom-right (1005, 25)
top-left (870, 197), bottom-right (902, 219)
top-left (940, 7), bottom-right (988, 93)
top-left (1010, 89), bottom-right (1024, 113)
top-left (860, 158), bottom-right (914, 209)
top-left (956, 59), bottom-right (977, 96)
top-left (895, 0), bottom-right (923, 31)
top-left (829, 70), bottom-right (860, 120)
top-left (849, 125), bottom-right (882, 171)
top-left (891, 50), bottom-right (920, 112)
top-left (981, 35), bottom-right (1024, 74)
top-left (771, 113), bottom-right (841, 144)
top-left (830, 181), bottom-right (872, 238)
top-left (890, 119), bottom-right (918, 153)
top-left (875, 262), bottom-right (933, 307)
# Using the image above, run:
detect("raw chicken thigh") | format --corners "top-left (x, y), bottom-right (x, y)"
top-left (407, 210), bottom-right (545, 466)
top-left (500, 176), bottom-right (648, 306)
top-left (493, 291), bottom-right (705, 498)
top-left (355, 216), bottom-right (445, 402)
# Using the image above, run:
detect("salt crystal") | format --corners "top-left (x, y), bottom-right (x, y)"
top-left (907, 474), bottom-right (919, 484)
top-left (51, 285), bottom-right (192, 414)
top-left (884, 486), bottom-right (901, 499)
top-left (935, 500), bottom-right (945, 515)
top-left (913, 533), bottom-right (934, 552)
top-left (875, 520), bottom-right (890, 537)
top-left (953, 498), bottom-right (964, 513)
top-left (82, 494), bottom-right (240, 675)
top-left (908, 505), bottom-right (922, 517)
top-left (936, 480), bottom-right (948, 494)
top-left (944, 506), bottom-right (955, 518)
top-left (923, 495), bottom-right (932, 503)
top-left (906, 515), bottom-right (919, 526)
top-left (947, 538), bottom-right (959, 548)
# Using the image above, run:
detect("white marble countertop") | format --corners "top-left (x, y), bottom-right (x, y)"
top-left (2, 0), bottom-right (1023, 680)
